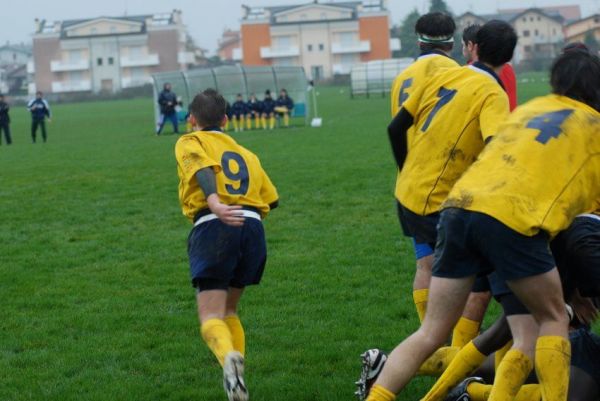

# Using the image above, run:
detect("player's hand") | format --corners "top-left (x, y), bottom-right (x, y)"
top-left (570, 289), bottom-right (599, 325)
top-left (207, 197), bottom-right (245, 227)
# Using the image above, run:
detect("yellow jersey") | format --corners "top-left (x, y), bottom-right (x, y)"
top-left (445, 94), bottom-right (600, 237)
top-left (175, 129), bottom-right (279, 222)
top-left (390, 52), bottom-right (458, 117)
top-left (396, 63), bottom-right (510, 215)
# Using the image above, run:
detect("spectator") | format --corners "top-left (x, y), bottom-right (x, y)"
top-left (231, 93), bottom-right (248, 132)
top-left (0, 94), bottom-right (11, 145)
top-left (275, 88), bottom-right (294, 128)
top-left (27, 91), bottom-right (51, 143)
top-left (246, 93), bottom-right (263, 130)
top-left (261, 90), bottom-right (276, 130)
top-left (156, 83), bottom-right (179, 135)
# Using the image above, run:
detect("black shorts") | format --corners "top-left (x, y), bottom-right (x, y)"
top-left (551, 215), bottom-right (600, 298)
top-left (396, 202), bottom-right (438, 248)
top-left (188, 217), bottom-right (267, 291)
top-left (472, 272), bottom-right (529, 315)
top-left (433, 208), bottom-right (556, 282)
top-left (570, 327), bottom-right (600, 387)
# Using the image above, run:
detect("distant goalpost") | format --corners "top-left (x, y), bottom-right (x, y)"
top-left (151, 65), bottom-right (314, 129)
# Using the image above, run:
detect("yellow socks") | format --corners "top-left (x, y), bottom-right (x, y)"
top-left (200, 318), bottom-right (234, 367)
top-left (421, 341), bottom-right (486, 401)
top-left (367, 385), bottom-right (395, 401)
top-left (224, 315), bottom-right (245, 356)
top-left (468, 383), bottom-right (541, 401)
top-left (245, 116), bottom-right (251, 130)
top-left (261, 116), bottom-right (267, 129)
top-left (418, 346), bottom-right (459, 376)
top-left (451, 317), bottom-right (480, 348)
top-left (413, 288), bottom-right (429, 323)
top-left (255, 116), bottom-right (260, 129)
top-left (488, 349), bottom-right (532, 401)
top-left (269, 116), bottom-right (275, 129)
top-left (232, 118), bottom-right (239, 131)
top-left (225, 120), bottom-right (231, 131)
top-left (494, 340), bottom-right (513, 371)
top-left (536, 336), bottom-right (570, 401)
top-left (239, 117), bottom-right (244, 131)
top-left (283, 113), bottom-right (289, 127)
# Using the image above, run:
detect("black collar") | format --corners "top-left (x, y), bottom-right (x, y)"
top-left (472, 62), bottom-right (505, 91)
top-left (201, 126), bottom-right (223, 132)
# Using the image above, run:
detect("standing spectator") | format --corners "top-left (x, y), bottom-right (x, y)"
top-left (261, 90), bottom-right (276, 130)
top-left (27, 91), bottom-right (51, 143)
top-left (0, 94), bottom-right (11, 145)
top-left (156, 83), bottom-right (179, 135)
top-left (275, 89), bottom-right (294, 128)
top-left (246, 93), bottom-right (263, 130)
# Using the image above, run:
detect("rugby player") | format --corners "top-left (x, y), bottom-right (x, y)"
top-left (175, 89), bottom-right (279, 401)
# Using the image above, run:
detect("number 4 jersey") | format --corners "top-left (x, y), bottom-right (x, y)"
top-left (175, 130), bottom-right (279, 222)
top-left (445, 94), bottom-right (600, 237)
top-left (397, 63), bottom-right (510, 216)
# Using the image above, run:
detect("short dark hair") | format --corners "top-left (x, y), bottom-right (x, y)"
top-left (415, 12), bottom-right (456, 52)
top-left (462, 24), bottom-right (481, 45)
top-left (551, 50), bottom-right (600, 112)
top-left (189, 89), bottom-right (227, 127)
top-left (476, 20), bottom-right (517, 67)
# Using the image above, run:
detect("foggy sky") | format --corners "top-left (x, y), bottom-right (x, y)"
top-left (2, 0), bottom-right (599, 54)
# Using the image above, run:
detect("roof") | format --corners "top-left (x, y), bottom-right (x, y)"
top-left (461, 8), bottom-right (565, 25)
top-left (242, 1), bottom-right (384, 24)
top-left (499, 5), bottom-right (580, 22)
top-left (0, 44), bottom-right (32, 55)
top-left (566, 13), bottom-right (600, 28)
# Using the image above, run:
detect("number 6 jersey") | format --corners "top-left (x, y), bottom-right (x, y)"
top-left (175, 129), bottom-right (279, 222)
top-left (444, 94), bottom-right (600, 238)
top-left (397, 63), bottom-right (510, 216)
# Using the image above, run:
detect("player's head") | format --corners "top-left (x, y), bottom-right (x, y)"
top-left (475, 20), bottom-right (517, 68)
top-left (462, 24), bottom-right (481, 62)
top-left (250, 92), bottom-right (256, 100)
top-left (415, 12), bottom-right (456, 53)
top-left (36, 91), bottom-right (43, 99)
top-left (280, 88), bottom-right (288, 97)
top-left (189, 89), bottom-right (227, 128)
top-left (236, 93), bottom-right (243, 100)
top-left (562, 42), bottom-right (589, 53)
top-left (265, 89), bottom-right (272, 99)
top-left (550, 50), bottom-right (600, 112)
top-left (163, 83), bottom-right (171, 91)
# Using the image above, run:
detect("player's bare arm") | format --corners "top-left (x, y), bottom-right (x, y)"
top-left (195, 167), bottom-right (245, 227)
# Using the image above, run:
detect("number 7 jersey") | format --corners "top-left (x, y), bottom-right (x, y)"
top-left (445, 94), bottom-right (600, 237)
top-left (175, 130), bottom-right (279, 222)
top-left (398, 64), bottom-right (510, 216)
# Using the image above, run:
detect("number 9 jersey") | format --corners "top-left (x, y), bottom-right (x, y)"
top-left (175, 129), bottom-right (279, 222)
top-left (445, 94), bottom-right (600, 237)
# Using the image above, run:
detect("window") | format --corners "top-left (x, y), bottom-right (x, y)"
top-left (320, 12), bottom-right (327, 20)
top-left (530, 17), bottom-right (534, 22)
top-left (300, 13), bottom-right (307, 20)
top-left (110, 26), bottom-right (117, 33)
top-left (340, 53), bottom-right (356, 65)
top-left (97, 57), bottom-right (103, 66)
top-left (307, 44), bottom-right (313, 51)
top-left (130, 46), bottom-right (143, 59)
top-left (69, 50), bottom-right (82, 62)
top-left (537, 16), bottom-right (541, 21)
top-left (108, 57), bottom-right (114, 65)
top-left (524, 45), bottom-right (532, 52)
top-left (523, 30), bottom-right (530, 37)
top-left (534, 29), bottom-right (539, 36)
top-left (130, 67), bottom-right (145, 79)
top-left (340, 31), bottom-right (355, 44)
top-left (522, 17), bottom-right (526, 22)
top-left (319, 43), bottom-right (324, 51)
top-left (91, 27), bottom-right (97, 34)
top-left (70, 70), bottom-right (83, 82)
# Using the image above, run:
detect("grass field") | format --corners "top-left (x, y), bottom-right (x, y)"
top-left (1, 80), bottom-right (551, 401)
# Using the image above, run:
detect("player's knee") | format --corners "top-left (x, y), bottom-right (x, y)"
top-left (416, 326), bottom-right (448, 350)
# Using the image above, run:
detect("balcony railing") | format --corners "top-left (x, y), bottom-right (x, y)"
top-left (332, 64), bottom-right (352, 75)
top-left (120, 54), bottom-right (160, 67)
top-left (331, 41), bottom-right (371, 54)
top-left (121, 76), bottom-right (153, 88)
top-left (51, 80), bottom-right (92, 93)
top-left (260, 45), bottom-right (300, 58)
top-left (232, 48), bottom-right (243, 61)
top-left (27, 61), bottom-right (35, 74)
top-left (50, 59), bottom-right (90, 72)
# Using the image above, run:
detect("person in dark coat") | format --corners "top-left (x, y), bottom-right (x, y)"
top-left (275, 88), bottom-right (294, 128)
top-left (0, 94), bottom-right (11, 145)
top-left (27, 91), bottom-right (51, 143)
top-left (156, 83), bottom-right (179, 135)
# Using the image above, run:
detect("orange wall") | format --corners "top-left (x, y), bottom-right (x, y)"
top-left (241, 23), bottom-right (272, 66)
top-left (359, 15), bottom-right (391, 61)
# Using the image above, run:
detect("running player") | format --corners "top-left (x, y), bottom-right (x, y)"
top-left (175, 89), bottom-right (279, 401)
top-left (367, 49), bottom-right (600, 401)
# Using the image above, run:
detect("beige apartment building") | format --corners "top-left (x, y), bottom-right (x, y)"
top-left (30, 10), bottom-right (195, 94)
top-left (565, 14), bottom-right (600, 44)
top-left (238, 0), bottom-right (399, 80)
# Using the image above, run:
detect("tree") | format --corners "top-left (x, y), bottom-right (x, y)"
top-left (395, 9), bottom-right (421, 59)
top-left (584, 30), bottom-right (600, 55)
top-left (429, 0), bottom-right (452, 15)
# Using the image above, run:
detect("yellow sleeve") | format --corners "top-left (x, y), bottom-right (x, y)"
top-left (390, 76), bottom-right (401, 117)
top-left (479, 91), bottom-right (510, 141)
top-left (175, 136), bottom-right (222, 180)
top-left (402, 77), bottom-right (426, 117)
top-left (260, 167), bottom-right (279, 205)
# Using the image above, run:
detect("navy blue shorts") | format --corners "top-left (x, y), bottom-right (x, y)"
top-left (570, 328), bottom-right (600, 387)
top-left (471, 272), bottom-right (529, 315)
top-left (433, 208), bottom-right (556, 282)
top-left (187, 218), bottom-right (267, 291)
top-left (396, 202), bottom-right (438, 249)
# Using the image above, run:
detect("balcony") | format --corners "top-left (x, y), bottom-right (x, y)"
top-left (120, 54), bottom-right (160, 67)
top-left (51, 80), bottom-right (92, 93)
top-left (232, 47), bottom-right (243, 61)
top-left (331, 41), bottom-right (371, 54)
top-left (177, 51), bottom-right (195, 64)
top-left (260, 45), bottom-right (300, 59)
top-left (27, 61), bottom-right (35, 74)
top-left (390, 38), bottom-right (401, 52)
top-left (121, 76), bottom-right (153, 88)
top-left (332, 64), bottom-right (352, 75)
top-left (50, 59), bottom-right (90, 72)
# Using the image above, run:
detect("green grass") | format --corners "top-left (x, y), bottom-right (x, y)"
top-left (0, 81), bottom-right (549, 401)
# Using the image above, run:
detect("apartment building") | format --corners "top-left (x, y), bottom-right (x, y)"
top-left (218, 30), bottom-right (242, 62)
top-left (565, 14), bottom-right (600, 44)
top-left (239, 0), bottom-right (399, 80)
top-left (31, 10), bottom-right (195, 94)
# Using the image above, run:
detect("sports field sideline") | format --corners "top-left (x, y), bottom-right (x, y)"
top-left (1, 75), bottom-right (554, 400)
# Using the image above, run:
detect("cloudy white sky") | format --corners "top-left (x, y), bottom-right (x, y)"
top-left (2, 0), bottom-right (600, 54)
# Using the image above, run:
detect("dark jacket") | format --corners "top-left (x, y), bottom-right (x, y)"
top-left (276, 96), bottom-right (294, 110)
top-left (158, 90), bottom-right (178, 115)
top-left (0, 101), bottom-right (9, 124)
top-left (247, 99), bottom-right (263, 114)
top-left (27, 98), bottom-right (51, 121)
top-left (231, 100), bottom-right (248, 116)
top-left (262, 97), bottom-right (276, 114)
